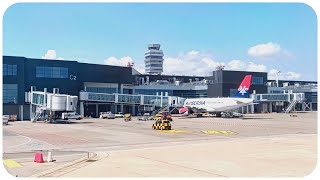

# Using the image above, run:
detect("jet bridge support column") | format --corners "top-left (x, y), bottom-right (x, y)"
top-left (80, 102), bottom-right (84, 117)
top-left (269, 102), bottom-right (273, 113)
top-left (30, 104), bottom-right (33, 120)
top-left (251, 104), bottom-right (254, 113)
top-left (132, 105), bottom-right (136, 116)
top-left (114, 104), bottom-right (118, 114)
top-left (96, 104), bottom-right (99, 118)
top-left (120, 105), bottom-right (123, 113)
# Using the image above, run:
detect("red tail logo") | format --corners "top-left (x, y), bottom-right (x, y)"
top-left (237, 75), bottom-right (252, 96)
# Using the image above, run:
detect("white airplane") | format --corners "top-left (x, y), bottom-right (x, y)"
top-left (179, 75), bottom-right (254, 118)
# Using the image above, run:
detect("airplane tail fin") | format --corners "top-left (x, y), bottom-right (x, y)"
top-left (233, 75), bottom-right (252, 98)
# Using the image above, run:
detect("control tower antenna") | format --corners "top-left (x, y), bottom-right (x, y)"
top-left (216, 65), bottom-right (225, 71)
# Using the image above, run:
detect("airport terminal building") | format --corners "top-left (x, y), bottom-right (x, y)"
top-left (3, 53), bottom-right (317, 120)
top-left (3, 55), bottom-right (206, 119)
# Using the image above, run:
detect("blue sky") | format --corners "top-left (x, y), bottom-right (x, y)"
top-left (2, 3), bottom-right (317, 80)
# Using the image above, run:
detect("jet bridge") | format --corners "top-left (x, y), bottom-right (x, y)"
top-left (251, 90), bottom-right (309, 113)
top-left (78, 91), bottom-right (186, 117)
top-left (26, 87), bottom-right (78, 122)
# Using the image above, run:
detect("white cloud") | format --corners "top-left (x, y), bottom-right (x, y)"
top-left (227, 60), bottom-right (247, 71)
top-left (163, 51), bottom-right (225, 76)
top-left (248, 42), bottom-right (291, 58)
top-left (134, 63), bottom-right (145, 74)
top-left (104, 50), bottom-right (301, 80)
top-left (42, 50), bottom-right (65, 60)
top-left (246, 62), bottom-right (267, 72)
top-left (268, 69), bottom-right (301, 80)
top-left (188, 50), bottom-right (199, 56)
top-left (104, 56), bottom-right (146, 74)
top-left (104, 56), bottom-right (134, 66)
top-left (162, 51), bottom-right (269, 76)
top-left (225, 60), bottom-right (267, 72)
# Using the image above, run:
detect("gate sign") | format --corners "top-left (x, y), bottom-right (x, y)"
top-left (70, 75), bottom-right (77, 81)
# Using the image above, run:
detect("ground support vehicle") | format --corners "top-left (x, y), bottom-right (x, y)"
top-left (124, 114), bottom-right (131, 122)
top-left (152, 119), bottom-right (172, 130)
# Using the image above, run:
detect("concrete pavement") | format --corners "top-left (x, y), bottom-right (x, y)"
top-left (62, 134), bottom-right (317, 177)
top-left (2, 112), bottom-right (318, 177)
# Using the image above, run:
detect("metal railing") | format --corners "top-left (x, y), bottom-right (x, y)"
top-left (285, 100), bottom-right (296, 113)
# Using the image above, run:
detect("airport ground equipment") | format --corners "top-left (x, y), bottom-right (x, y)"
top-left (115, 112), bottom-right (124, 118)
top-left (99, 112), bottom-right (108, 119)
top-left (152, 119), bottom-right (172, 130)
top-left (161, 111), bottom-right (173, 121)
top-left (138, 113), bottom-right (152, 121)
top-left (124, 114), bottom-right (132, 122)
top-left (154, 114), bottom-right (163, 121)
top-left (62, 112), bottom-right (81, 120)
top-left (221, 112), bottom-right (243, 118)
top-left (3, 115), bottom-right (9, 125)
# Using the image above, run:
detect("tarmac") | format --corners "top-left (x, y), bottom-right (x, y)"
top-left (2, 111), bottom-right (318, 177)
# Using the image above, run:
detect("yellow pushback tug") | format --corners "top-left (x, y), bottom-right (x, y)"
top-left (152, 119), bottom-right (171, 130)
top-left (152, 112), bottom-right (172, 130)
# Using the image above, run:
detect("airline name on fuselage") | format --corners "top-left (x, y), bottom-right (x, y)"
top-left (185, 101), bottom-right (206, 106)
top-left (185, 100), bottom-right (225, 106)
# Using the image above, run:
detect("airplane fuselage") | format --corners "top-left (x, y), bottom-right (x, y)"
top-left (184, 97), bottom-right (253, 113)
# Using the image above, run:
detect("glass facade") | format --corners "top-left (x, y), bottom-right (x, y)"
top-left (173, 90), bottom-right (208, 98)
top-left (32, 93), bottom-right (45, 105)
top-left (270, 90), bottom-right (282, 94)
top-left (162, 96), bottom-right (169, 106)
top-left (143, 96), bottom-right (161, 106)
top-left (145, 64), bottom-right (163, 67)
top-left (135, 89), bottom-right (173, 96)
top-left (118, 94), bottom-right (141, 104)
top-left (3, 84), bottom-right (18, 104)
top-left (88, 93), bottom-right (115, 102)
top-left (252, 77), bottom-right (264, 85)
top-left (305, 92), bottom-right (317, 103)
top-left (123, 89), bottom-right (132, 94)
top-left (36, 66), bottom-right (68, 78)
top-left (86, 87), bottom-right (117, 94)
top-left (3, 64), bottom-right (17, 76)
top-left (261, 94), bottom-right (288, 101)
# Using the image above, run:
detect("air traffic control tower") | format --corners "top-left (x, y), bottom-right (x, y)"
top-left (145, 44), bottom-right (164, 74)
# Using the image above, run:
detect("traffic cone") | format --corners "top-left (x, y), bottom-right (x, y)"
top-left (34, 152), bottom-right (44, 163)
top-left (47, 151), bottom-right (53, 162)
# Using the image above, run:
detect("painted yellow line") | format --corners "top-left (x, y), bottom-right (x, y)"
top-left (3, 159), bottom-right (23, 168)
top-left (159, 130), bottom-right (189, 133)
top-left (202, 130), bottom-right (237, 135)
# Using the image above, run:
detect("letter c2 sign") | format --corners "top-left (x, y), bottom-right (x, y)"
top-left (70, 75), bottom-right (77, 81)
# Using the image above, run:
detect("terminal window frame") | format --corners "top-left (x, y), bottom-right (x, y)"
top-left (3, 64), bottom-right (17, 76)
top-left (3, 84), bottom-right (18, 104)
top-left (36, 66), bottom-right (68, 78)
top-left (251, 76), bottom-right (264, 85)
top-left (145, 64), bottom-right (163, 67)
top-left (86, 87), bottom-right (117, 94)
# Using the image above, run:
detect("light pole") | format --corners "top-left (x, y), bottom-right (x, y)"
top-left (275, 70), bottom-right (281, 87)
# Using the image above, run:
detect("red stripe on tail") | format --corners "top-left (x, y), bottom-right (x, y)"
top-left (238, 75), bottom-right (252, 90)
